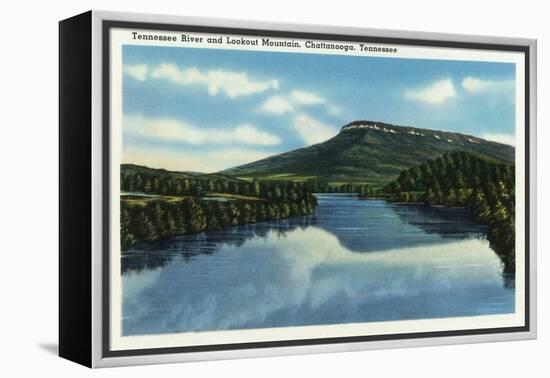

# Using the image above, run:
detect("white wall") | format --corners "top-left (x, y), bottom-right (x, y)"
top-left (0, 0), bottom-right (546, 376)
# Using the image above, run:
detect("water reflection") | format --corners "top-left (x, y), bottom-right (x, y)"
top-left (122, 195), bottom-right (515, 336)
top-left (122, 214), bottom-right (316, 273)
top-left (391, 203), bottom-right (488, 238)
top-left (313, 196), bottom-right (488, 253)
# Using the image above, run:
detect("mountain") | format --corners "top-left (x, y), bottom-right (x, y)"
top-left (121, 163), bottom-right (248, 184)
top-left (222, 120), bottom-right (515, 186)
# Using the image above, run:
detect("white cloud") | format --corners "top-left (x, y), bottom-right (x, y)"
top-left (124, 115), bottom-right (281, 146)
top-left (233, 124), bottom-right (281, 146)
top-left (260, 96), bottom-right (294, 114)
top-left (124, 64), bottom-right (148, 81)
top-left (405, 79), bottom-right (456, 105)
top-left (480, 133), bottom-right (515, 146)
top-left (327, 104), bottom-right (343, 116)
top-left (462, 77), bottom-right (487, 92)
top-left (149, 63), bottom-right (279, 98)
top-left (261, 89), bottom-right (340, 117)
top-left (290, 90), bottom-right (326, 105)
top-left (462, 76), bottom-right (514, 93)
top-left (292, 113), bottom-right (337, 145)
top-left (123, 146), bottom-right (273, 173)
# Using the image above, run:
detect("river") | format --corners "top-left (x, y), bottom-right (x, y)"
top-left (122, 194), bottom-right (514, 336)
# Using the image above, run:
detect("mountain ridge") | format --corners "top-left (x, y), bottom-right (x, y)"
top-left (222, 120), bottom-right (515, 186)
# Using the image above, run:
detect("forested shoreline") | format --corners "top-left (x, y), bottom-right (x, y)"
top-left (120, 165), bottom-right (317, 249)
top-left (121, 153), bottom-right (516, 274)
top-left (302, 182), bottom-right (374, 195)
top-left (381, 151), bottom-right (516, 273)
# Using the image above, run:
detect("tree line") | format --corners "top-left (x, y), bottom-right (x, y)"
top-left (122, 167), bottom-right (316, 201)
top-left (383, 151), bottom-right (516, 273)
top-left (120, 166), bottom-right (318, 249)
top-left (121, 164), bottom-right (378, 198)
top-left (121, 196), bottom-right (317, 249)
top-left (302, 181), bottom-right (375, 195)
top-left (122, 213), bottom-right (317, 273)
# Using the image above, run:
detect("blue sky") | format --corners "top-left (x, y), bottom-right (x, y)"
top-left (122, 45), bottom-right (516, 172)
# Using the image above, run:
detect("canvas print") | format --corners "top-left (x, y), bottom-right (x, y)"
top-left (109, 27), bottom-right (525, 350)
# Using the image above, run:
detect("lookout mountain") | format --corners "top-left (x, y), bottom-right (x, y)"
top-left (222, 120), bottom-right (514, 186)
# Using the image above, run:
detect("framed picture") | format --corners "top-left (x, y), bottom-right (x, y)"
top-left (59, 10), bottom-right (537, 368)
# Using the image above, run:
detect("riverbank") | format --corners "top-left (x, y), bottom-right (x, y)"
top-left (376, 194), bottom-right (515, 273)
top-left (121, 194), bottom-right (318, 250)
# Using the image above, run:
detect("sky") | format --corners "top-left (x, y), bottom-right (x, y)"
top-left (122, 45), bottom-right (516, 173)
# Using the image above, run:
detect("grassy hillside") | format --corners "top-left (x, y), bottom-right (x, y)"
top-left (121, 163), bottom-right (243, 182)
top-left (223, 121), bottom-right (515, 187)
